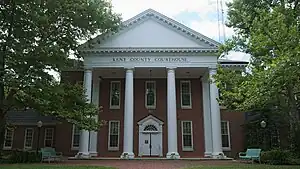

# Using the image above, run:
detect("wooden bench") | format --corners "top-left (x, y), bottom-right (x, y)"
top-left (239, 148), bottom-right (262, 163)
top-left (40, 147), bottom-right (63, 163)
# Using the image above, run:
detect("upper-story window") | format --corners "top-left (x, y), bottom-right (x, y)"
top-left (145, 81), bottom-right (156, 109)
top-left (180, 80), bottom-right (192, 108)
top-left (110, 81), bottom-right (121, 109)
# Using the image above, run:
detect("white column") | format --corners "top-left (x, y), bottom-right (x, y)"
top-left (89, 77), bottom-right (100, 157)
top-left (77, 69), bottom-right (92, 158)
top-left (209, 68), bottom-right (224, 158)
top-left (202, 73), bottom-right (213, 157)
top-left (121, 68), bottom-right (135, 159)
top-left (166, 67), bottom-right (180, 159)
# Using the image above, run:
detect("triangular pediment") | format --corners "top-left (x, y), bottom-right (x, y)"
top-left (138, 115), bottom-right (164, 125)
top-left (79, 9), bottom-right (220, 51)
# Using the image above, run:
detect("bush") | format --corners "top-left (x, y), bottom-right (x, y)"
top-left (4, 149), bottom-right (41, 163)
top-left (260, 149), bottom-right (300, 165)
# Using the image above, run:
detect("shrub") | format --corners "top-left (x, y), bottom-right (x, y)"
top-left (260, 149), bottom-right (300, 165)
top-left (6, 149), bottom-right (41, 163)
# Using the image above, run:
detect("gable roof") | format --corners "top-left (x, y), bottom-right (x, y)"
top-left (79, 8), bottom-right (221, 53)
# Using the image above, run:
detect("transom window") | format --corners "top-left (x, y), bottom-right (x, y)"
top-left (24, 128), bottom-right (34, 149)
top-left (144, 124), bottom-right (158, 131)
top-left (180, 81), bottom-right (192, 108)
top-left (145, 81), bottom-right (156, 109)
top-left (72, 125), bottom-right (80, 149)
top-left (181, 121), bottom-right (193, 151)
top-left (108, 121), bottom-right (120, 151)
top-left (221, 121), bottom-right (231, 150)
top-left (44, 128), bottom-right (54, 147)
top-left (3, 129), bottom-right (14, 149)
top-left (110, 81), bottom-right (121, 109)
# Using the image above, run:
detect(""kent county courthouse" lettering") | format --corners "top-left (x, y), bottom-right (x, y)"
top-left (112, 57), bottom-right (188, 62)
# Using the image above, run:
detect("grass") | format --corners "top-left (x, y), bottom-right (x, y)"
top-left (0, 165), bottom-right (115, 169)
top-left (186, 164), bottom-right (300, 169)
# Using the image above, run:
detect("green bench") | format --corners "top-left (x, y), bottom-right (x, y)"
top-left (40, 147), bottom-right (63, 163)
top-left (239, 148), bottom-right (262, 163)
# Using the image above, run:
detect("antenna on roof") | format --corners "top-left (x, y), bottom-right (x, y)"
top-left (216, 0), bottom-right (221, 43)
top-left (216, 0), bottom-right (226, 43)
top-left (220, 0), bottom-right (226, 43)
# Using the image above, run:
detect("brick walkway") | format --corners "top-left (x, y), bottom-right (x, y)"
top-left (64, 160), bottom-right (237, 169)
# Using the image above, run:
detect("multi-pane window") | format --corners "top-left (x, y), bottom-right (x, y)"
top-left (145, 81), bottom-right (156, 108)
top-left (110, 81), bottom-right (121, 109)
top-left (181, 121), bottom-right (193, 151)
top-left (24, 128), bottom-right (34, 149)
top-left (3, 129), bottom-right (14, 149)
top-left (180, 81), bottom-right (192, 108)
top-left (44, 128), bottom-right (54, 147)
top-left (108, 121), bottom-right (120, 151)
top-left (221, 121), bottom-right (231, 150)
top-left (72, 125), bottom-right (80, 149)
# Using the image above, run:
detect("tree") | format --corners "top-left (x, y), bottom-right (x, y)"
top-left (0, 0), bottom-right (121, 148)
top-left (215, 0), bottom-right (300, 150)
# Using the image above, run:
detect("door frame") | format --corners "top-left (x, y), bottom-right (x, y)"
top-left (138, 115), bottom-right (164, 157)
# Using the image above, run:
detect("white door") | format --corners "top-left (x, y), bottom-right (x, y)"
top-left (140, 132), bottom-right (161, 156)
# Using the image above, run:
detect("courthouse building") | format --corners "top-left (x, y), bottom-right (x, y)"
top-left (3, 9), bottom-right (248, 159)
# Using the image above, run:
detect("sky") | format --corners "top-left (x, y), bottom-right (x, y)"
top-left (110, 0), bottom-right (250, 61)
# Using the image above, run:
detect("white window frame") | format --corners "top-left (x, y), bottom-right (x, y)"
top-left (181, 121), bottom-right (194, 151)
top-left (3, 128), bottom-right (14, 150)
top-left (44, 128), bottom-right (54, 147)
top-left (108, 120), bottom-right (120, 151)
top-left (24, 128), bottom-right (34, 149)
top-left (221, 121), bottom-right (231, 151)
top-left (109, 81), bottom-right (121, 109)
top-left (145, 81), bottom-right (156, 109)
top-left (180, 80), bottom-right (192, 109)
top-left (71, 125), bottom-right (80, 150)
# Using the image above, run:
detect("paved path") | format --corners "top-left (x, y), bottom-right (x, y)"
top-left (65, 160), bottom-right (237, 169)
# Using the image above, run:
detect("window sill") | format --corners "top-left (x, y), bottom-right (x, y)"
top-left (71, 147), bottom-right (79, 151)
top-left (146, 106), bottom-right (156, 110)
top-left (222, 147), bottom-right (231, 151)
top-left (181, 106), bottom-right (192, 109)
top-left (109, 106), bottom-right (120, 110)
top-left (2, 147), bottom-right (12, 150)
top-left (108, 148), bottom-right (119, 151)
top-left (182, 147), bottom-right (194, 152)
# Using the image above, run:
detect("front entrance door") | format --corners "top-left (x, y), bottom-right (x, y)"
top-left (140, 132), bottom-right (161, 156)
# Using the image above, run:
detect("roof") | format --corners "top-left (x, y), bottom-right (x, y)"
top-left (6, 109), bottom-right (57, 125)
top-left (218, 58), bottom-right (249, 67)
top-left (79, 8), bottom-right (221, 53)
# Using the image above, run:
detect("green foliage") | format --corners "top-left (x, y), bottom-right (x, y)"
top-left (0, 0), bottom-right (121, 132)
top-left (1, 150), bottom-right (41, 164)
top-left (215, 0), bottom-right (300, 151)
top-left (260, 149), bottom-right (300, 165)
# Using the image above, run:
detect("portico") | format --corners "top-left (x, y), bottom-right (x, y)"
top-left (76, 8), bottom-right (230, 159)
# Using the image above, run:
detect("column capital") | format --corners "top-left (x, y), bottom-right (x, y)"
top-left (209, 68), bottom-right (217, 75)
top-left (166, 67), bottom-right (177, 72)
top-left (84, 68), bottom-right (93, 73)
top-left (124, 67), bottom-right (135, 72)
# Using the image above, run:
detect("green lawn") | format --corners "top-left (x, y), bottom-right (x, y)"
top-left (0, 166), bottom-right (115, 169)
top-left (186, 164), bottom-right (300, 169)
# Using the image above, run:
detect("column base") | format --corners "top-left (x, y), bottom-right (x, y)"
top-left (75, 152), bottom-right (90, 159)
top-left (204, 152), bottom-right (212, 157)
top-left (166, 152), bottom-right (180, 159)
top-left (120, 152), bottom-right (135, 159)
top-left (88, 151), bottom-right (98, 157)
top-left (211, 152), bottom-right (226, 159)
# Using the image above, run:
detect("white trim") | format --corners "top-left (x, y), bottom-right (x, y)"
top-left (44, 128), bottom-right (54, 147)
top-left (181, 121), bottom-right (194, 151)
top-left (145, 81), bottom-right (156, 109)
top-left (180, 80), bottom-right (192, 109)
top-left (3, 128), bottom-right (14, 150)
top-left (108, 120), bottom-right (120, 151)
top-left (71, 125), bottom-right (80, 150)
top-left (109, 81), bottom-right (121, 109)
top-left (24, 128), bottom-right (34, 149)
top-left (221, 121), bottom-right (231, 151)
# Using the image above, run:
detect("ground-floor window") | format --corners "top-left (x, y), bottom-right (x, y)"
top-left (108, 120), bottom-right (120, 151)
top-left (24, 128), bottom-right (34, 149)
top-left (72, 125), bottom-right (80, 149)
top-left (3, 128), bottom-right (14, 149)
top-left (181, 121), bottom-right (193, 151)
top-left (221, 121), bottom-right (231, 150)
top-left (44, 128), bottom-right (54, 147)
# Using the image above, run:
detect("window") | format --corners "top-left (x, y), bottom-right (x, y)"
top-left (24, 128), bottom-right (34, 149)
top-left (110, 81), bottom-right (121, 109)
top-left (108, 121), bottom-right (120, 151)
top-left (180, 81), bottom-right (192, 108)
top-left (221, 121), bottom-right (231, 150)
top-left (3, 129), bottom-right (14, 149)
top-left (72, 125), bottom-right (80, 149)
top-left (44, 128), bottom-right (54, 147)
top-left (181, 121), bottom-right (193, 151)
top-left (145, 81), bottom-right (156, 109)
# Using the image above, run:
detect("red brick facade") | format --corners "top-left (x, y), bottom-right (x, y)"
top-left (3, 71), bottom-right (246, 158)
